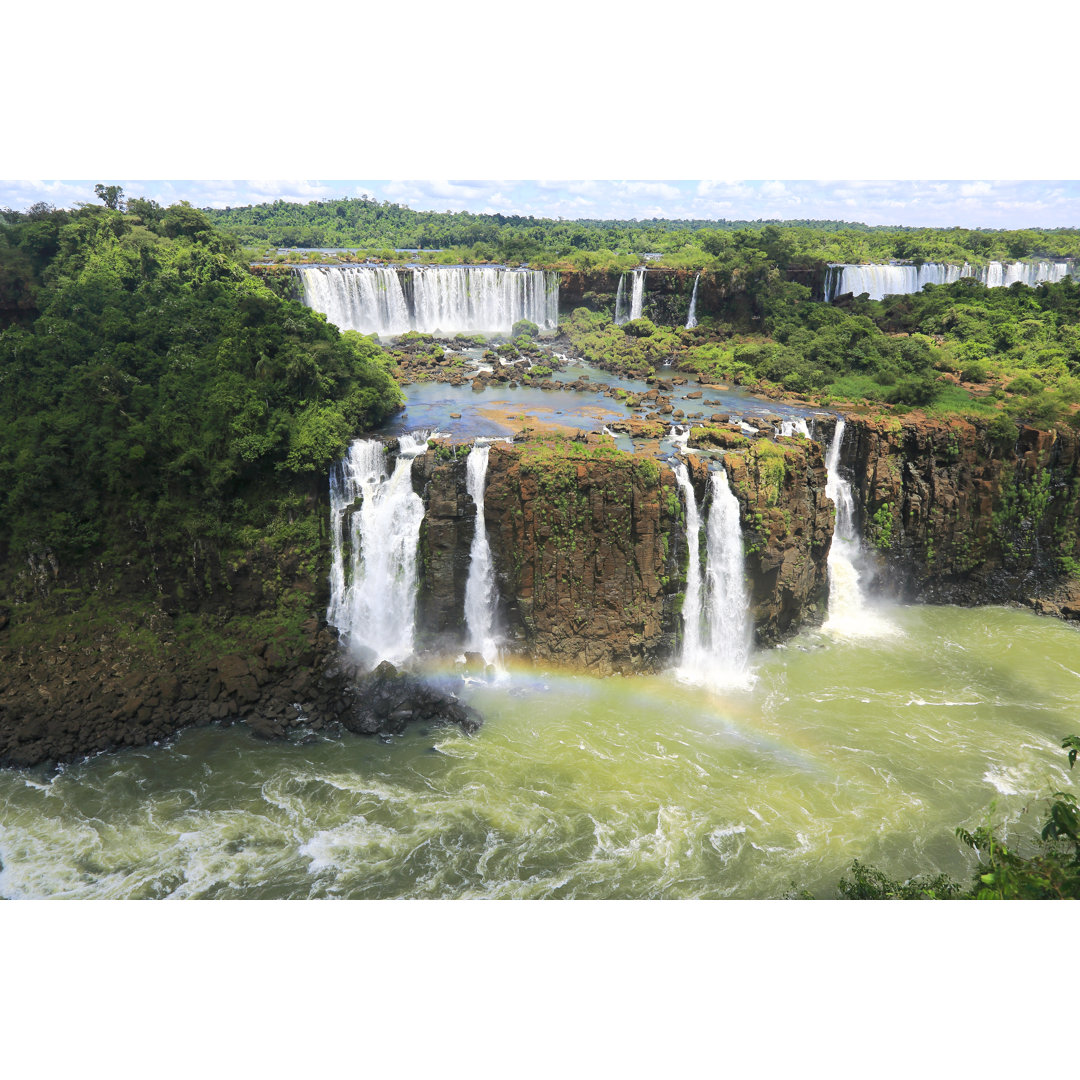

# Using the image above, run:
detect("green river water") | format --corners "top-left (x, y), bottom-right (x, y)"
top-left (1, 603), bottom-right (1077, 899)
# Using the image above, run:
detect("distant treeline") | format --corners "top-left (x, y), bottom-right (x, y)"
top-left (199, 196), bottom-right (1080, 270)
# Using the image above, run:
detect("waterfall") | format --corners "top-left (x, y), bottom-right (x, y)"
top-left (674, 464), bottom-right (752, 689)
top-left (327, 432), bottom-right (433, 664)
top-left (823, 421), bottom-right (893, 638)
top-left (300, 266), bottom-right (559, 335)
top-left (630, 269), bottom-right (645, 320)
top-left (824, 260), bottom-right (1076, 302)
top-left (301, 266), bottom-right (412, 336)
top-left (614, 274), bottom-right (627, 325)
top-left (669, 425), bottom-right (691, 453)
top-left (686, 272), bottom-right (700, 329)
top-left (780, 418), bottom-right (810, 438)
top-left (463, 441), bottom-right (501, 669)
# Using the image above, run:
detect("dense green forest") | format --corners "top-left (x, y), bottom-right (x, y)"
top-left (0, 196), bottom-right (402, 568)
top-left (202, 195), bottom-right (1080, 270)
top-left (557, 274), bottom-right (1080, 426)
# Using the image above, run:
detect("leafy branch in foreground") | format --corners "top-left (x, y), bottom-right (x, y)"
top-left (826, 735), bottom-right (1080, 900)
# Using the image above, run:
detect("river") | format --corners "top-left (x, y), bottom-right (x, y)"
top-left (2, 604), bottom-right (1076, 899)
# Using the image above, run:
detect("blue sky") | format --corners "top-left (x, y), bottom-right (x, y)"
top-left (5, 180), bottom-right (1080, 229)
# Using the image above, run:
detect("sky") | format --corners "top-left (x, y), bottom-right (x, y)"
top-left (5, 179), bottom-right (1080, 230)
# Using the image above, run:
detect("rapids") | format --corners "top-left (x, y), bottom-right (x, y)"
top-left (2, 605), bottom-right (1076, 899)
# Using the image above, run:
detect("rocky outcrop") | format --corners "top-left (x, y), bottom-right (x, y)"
top-left (824, 413), bottom-right (1080, 618)
top-left (409, 434), bottom-right (834, 670)
top-left (682, 436), bottom-right (832, 644)
top-left (483, 438), bottom-right (686, 674)
top-left (557, 268), bottom-right (761, 329)
top-left (336, 660), bottom-right (481, 737)
top-left (411, 445), bottom-right (475, 648)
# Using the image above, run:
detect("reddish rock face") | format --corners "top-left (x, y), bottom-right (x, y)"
top-left (721, 438), bottom-right (833, 643)
top-left (824, 413), bottom-right (1080, 619)
top-left (411, 436), bottom-right (835, 671)
top-left (482, 442), bottom-right (686, 675)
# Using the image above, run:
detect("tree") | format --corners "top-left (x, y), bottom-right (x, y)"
top-left (94, 184), bottom-right (125, 211)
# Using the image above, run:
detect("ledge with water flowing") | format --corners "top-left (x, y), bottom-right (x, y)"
top-left (299, 265), bottom-right (559, 336)
top-left (823, 260), bottom-right (1077, 302)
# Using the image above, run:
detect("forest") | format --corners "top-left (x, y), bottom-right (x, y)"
top-left (0, 197), bottom-right (402, 569)
top-left (202, 195), bottom-right (1080, 270)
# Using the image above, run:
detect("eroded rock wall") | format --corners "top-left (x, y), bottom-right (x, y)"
top-left (411, 436), bottom-right (834, 670)
top-left (824, 414), bottom-right (1080, 618)
top-left (683, 437), bottom-right (833, 644)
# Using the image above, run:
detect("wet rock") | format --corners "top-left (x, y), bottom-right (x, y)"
top-left (341, 661), bottom-right (482, 736)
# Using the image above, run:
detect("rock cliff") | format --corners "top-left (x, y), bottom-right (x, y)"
top-left (823, 413), bottom-right (1080, 619)
top-left (410, 434), bottom-right (834, 670)
top-left (683, 436), bottom-right (832, 643)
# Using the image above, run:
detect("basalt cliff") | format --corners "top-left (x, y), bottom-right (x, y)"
top-left (2, 418), bottom-right (1080, 768)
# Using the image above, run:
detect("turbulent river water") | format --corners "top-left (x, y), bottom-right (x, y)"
top-left (2, 605), bottom-right (1077, 899)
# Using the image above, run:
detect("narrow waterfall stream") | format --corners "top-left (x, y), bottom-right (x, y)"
top-left (327, 433), bottom-right (433, 664)
top-left (823, 420), bottom-right (894, 638)
top-left (614, 274), bottom-right (627, 325)
top-left (686, 272), bottom-right (700, 329)
top-left (674, 463), bottom-right (753, 690)
top-left (463, 441), bottom-right (501, 669)
top-left (630, 268), bottom-right (645, 321)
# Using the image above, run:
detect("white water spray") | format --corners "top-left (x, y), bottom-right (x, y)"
top-left (674, 464), bottom-right (753, 689)
top-left (823, 420), bottom-right (894, 639)
top-left (300, 266), bottom-right (558, 335)
top-left (614, 274), bottom-right (627, 325)
top-left (327, 433), bottom-right (433, 664)
top-left (669, 425), bottom-right (692, 453)
top-left (824, 260), bottom-right (1076, 302)
top-left (686, 272), bottom-right (700, 329)
top-left (630, 269), bottom-right (645, 321)
top-left (464, 441), bottom-right (502, 669)
top-left (780, 418), bottom-right (810, 438)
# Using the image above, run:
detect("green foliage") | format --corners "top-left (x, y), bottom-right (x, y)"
top-left (512, 319), bottom-right (539, 339)
top-left (0, 200), bottom-right (402, 566)
top-left (752, 440), bottom-right (788, 506)
top-left (869, 502), bottom-right (894, 550)
top-left (833, 735), bottom-right (1080, 900)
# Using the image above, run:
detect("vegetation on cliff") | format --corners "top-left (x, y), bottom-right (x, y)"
top-left (0, 194), bottom-right (402, 569)
top-left (555, 274), bottom-right (1080, 427)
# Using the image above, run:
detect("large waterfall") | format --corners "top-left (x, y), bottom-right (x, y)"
top-left (674, 463), bottom-right (752, 689)
top-left (300, 266), bottom-right (559, 336)
top-left (463, 441), bottom-right (500, 668)
top-left (824, 260), bottom-right (1076, 302)
top-left (630, 268), bottom-right (645, 321)
top-left (686, 272), bottom-right (700, 329)
top-left (822, 421), bottom-right (893, 638)
top-left (327, 433), bottom-right (432, 664)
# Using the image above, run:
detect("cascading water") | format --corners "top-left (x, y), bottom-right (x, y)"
top-left (674, 463), bottom-right (753, 690)
top-left (686, 272), bottom-right (700, 329)
top-left (822, 421), bottom-right (893, 638)
top-left (300, 266), bottom-right (558, 335)
top-left (669, 425), bottom-right (692, 453)
top-left (327, 433), bottom-right (433, 664)
top-left (780, 418), bottom-right (810, 438)
top-left (614, 274), bottom-right (627, 325)
top-left (301, 266), bottom-right (412, 336)
top-left (824, 260), bottom-right (1076, 302)
top-left (463, 441), bottom-right (501, 669)
top-left (630, 269), bottom-right (645, 321)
